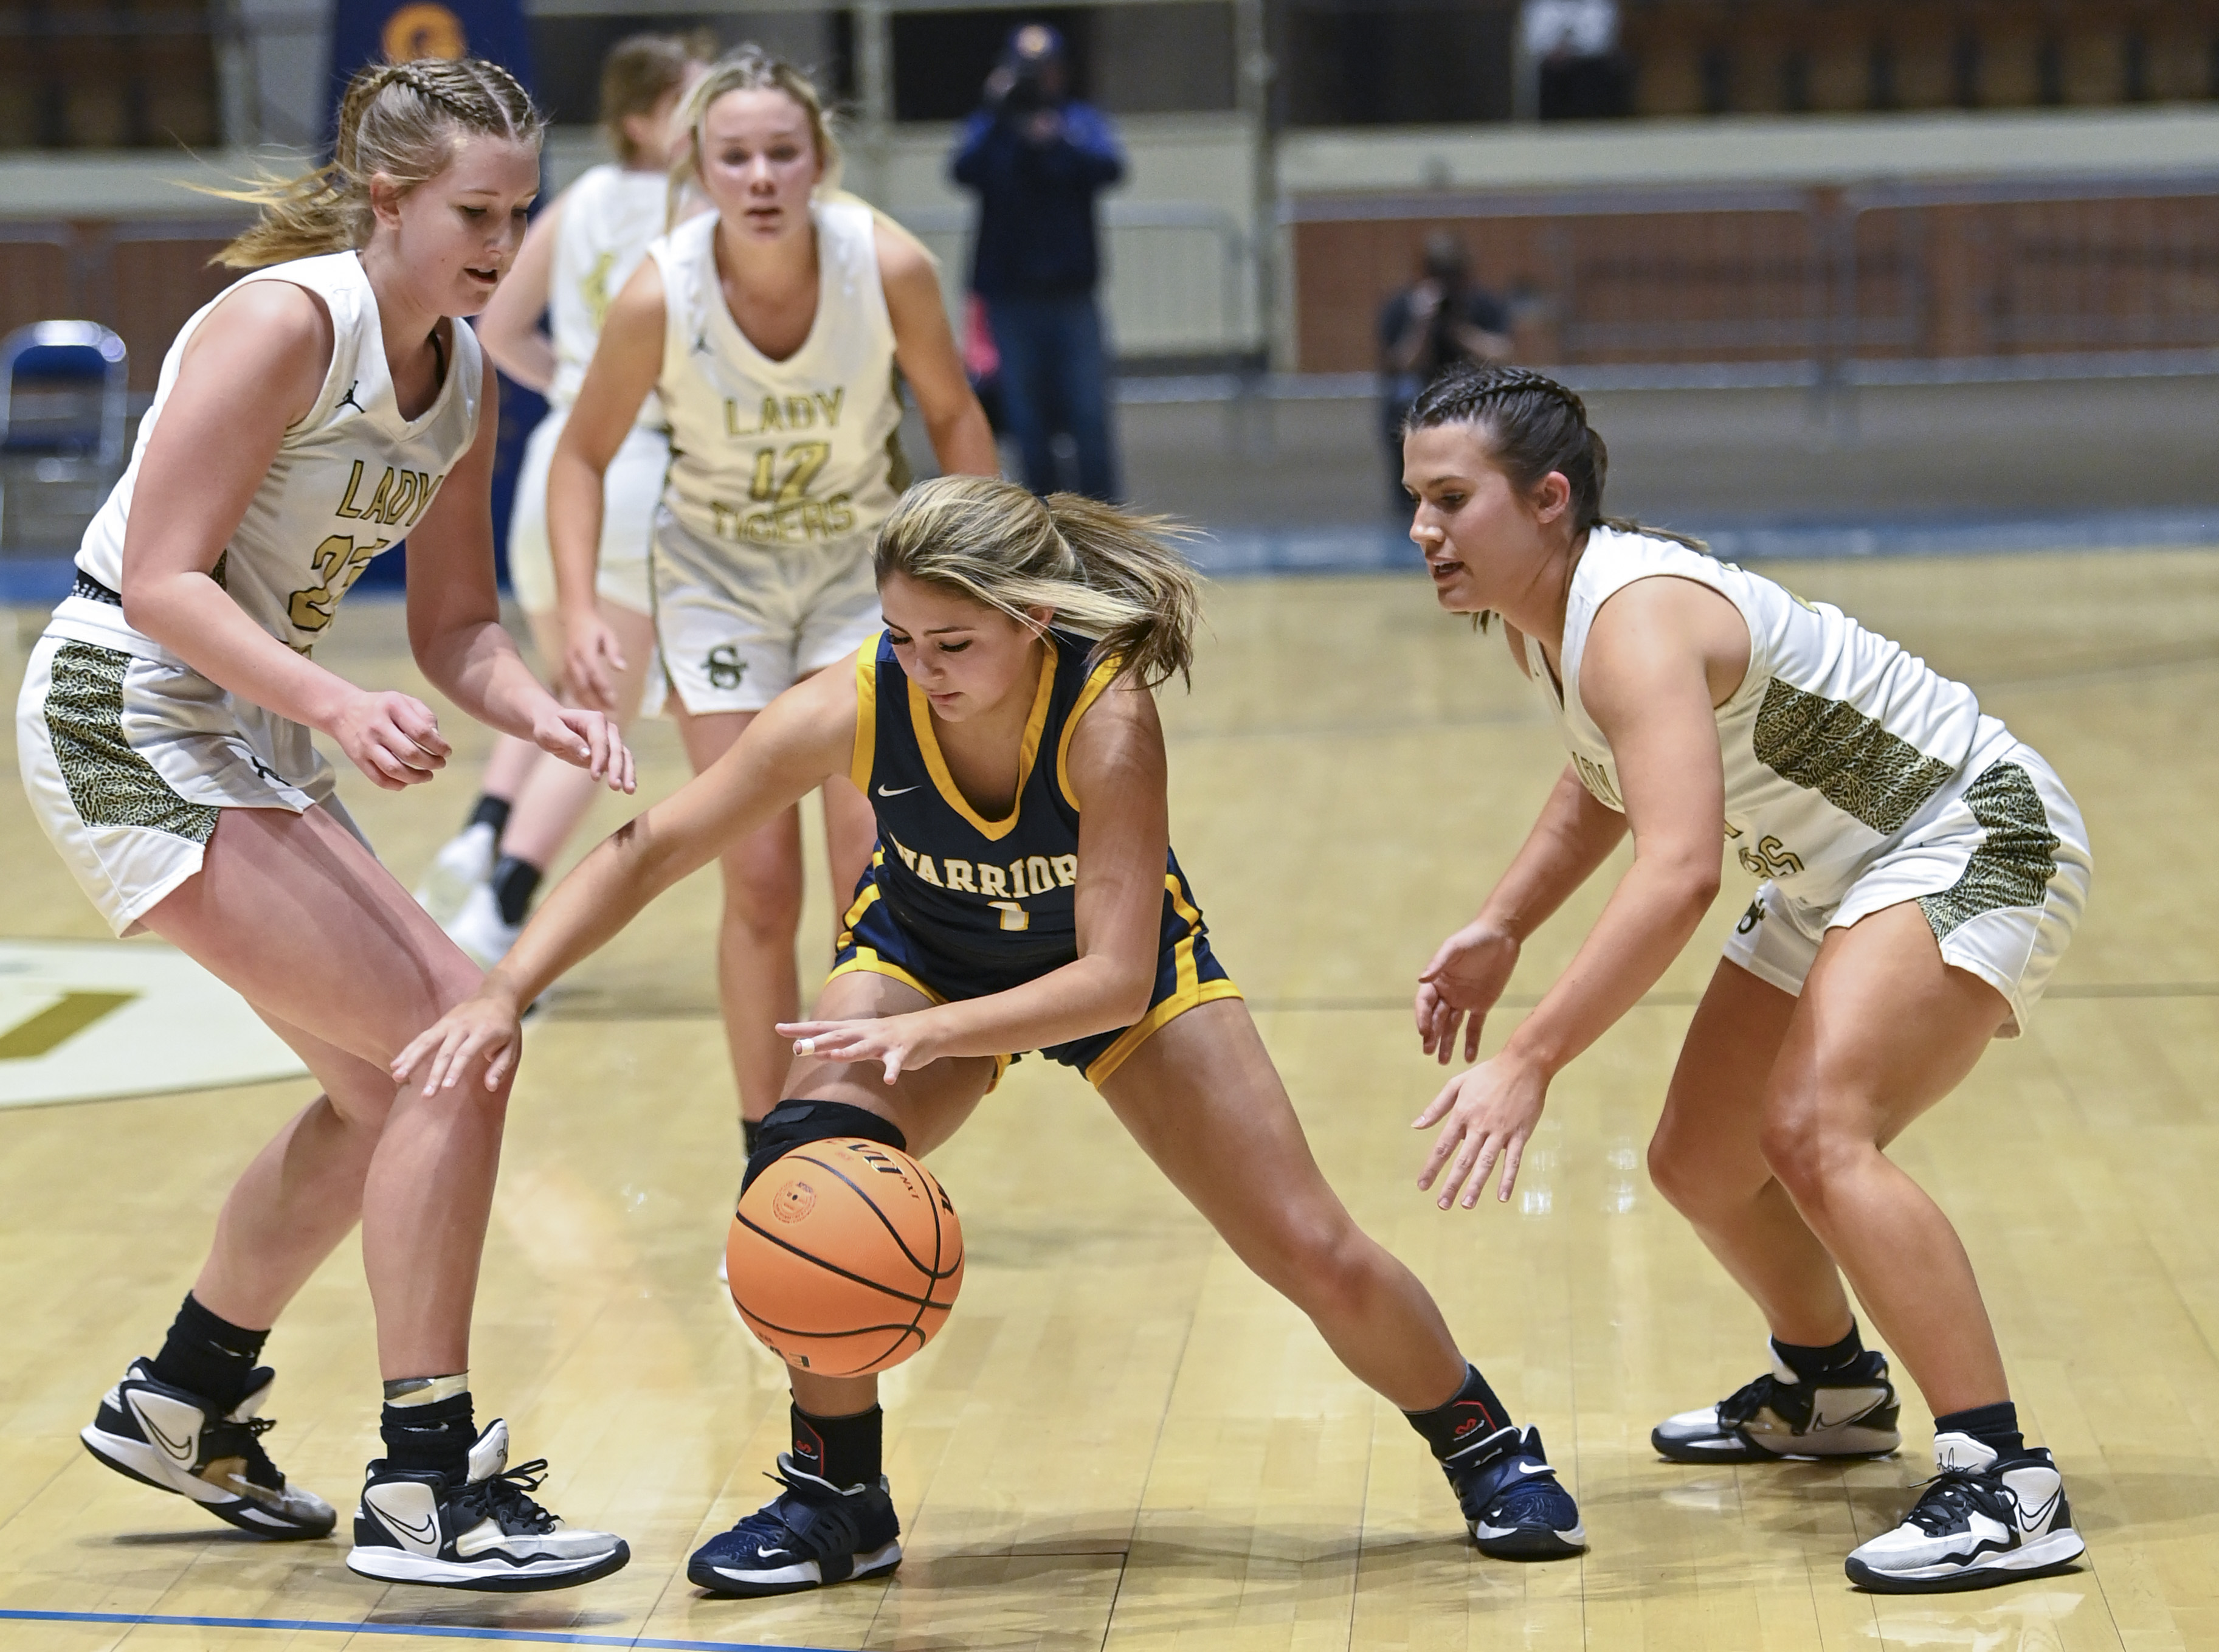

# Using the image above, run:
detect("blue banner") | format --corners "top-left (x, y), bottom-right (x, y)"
top-left (327, 0), bottom-right (534, 135)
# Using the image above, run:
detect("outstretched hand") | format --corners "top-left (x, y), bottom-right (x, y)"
top-left (1412, 1052), bottom-right (1547, 1209)
top-left (532, 702), bottom-right (635, 795)
top-left (777, 1014), bottom-right (942, 1088)
top-left (1415, 920), bottom-right (1520, 1064)
top-left (392, 989), bottom-right (525, 1096)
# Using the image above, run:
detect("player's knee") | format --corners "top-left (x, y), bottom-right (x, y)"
top-left (742, 1098), bottom-right (908, 1197)
top-left (1264, 1212), bottom-right (1377, 1325)
top-left (1645, 1125), bottom-right (1706, 1215)
top-left (1756, 1099), bottom-right (1852, 1208)
top-left (720, 859), bottom-right (804, 935)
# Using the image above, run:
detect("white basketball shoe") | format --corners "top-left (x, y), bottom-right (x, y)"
top-left (1845, 1431), bottom-right (2085, 1593)
top-left (415, 821), bottom-right (499, 927)
top-left (346, 1418), bottom-right (629, 1592)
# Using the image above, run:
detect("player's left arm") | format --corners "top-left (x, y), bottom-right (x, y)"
top-left (878, 221), bottom-right (999, 479)
top-left (776, 678), bottom-right (1170, 1082)
top-left (1414, 575), bottom-right (1741, 1208)
top-left (404, 351), bottom-right (634, 795)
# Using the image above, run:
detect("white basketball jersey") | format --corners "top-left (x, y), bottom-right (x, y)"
top-left (651, 198), bottom-right (906, 551)
top-left (1531, 527), bottom-right (1989, 904)
top-left (61, 250), bottom-right (483, 662)
top-left (548, 163), bottom-right (669, 421)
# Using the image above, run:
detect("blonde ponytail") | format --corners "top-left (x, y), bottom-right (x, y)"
top-left (209, 57), bottom-right (543, 270)
top-left (874, 475), bottom-right (1203, 690)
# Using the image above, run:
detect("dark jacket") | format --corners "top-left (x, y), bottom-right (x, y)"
top-left (951, 100), bottom-right (1125, 299)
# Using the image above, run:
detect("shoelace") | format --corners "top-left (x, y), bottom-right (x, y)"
top-left (1902, 1466), bottom-right (2018, 1536)
top-left (1715, 1374), bottom-right (1788, 1428)
top-left (207, 1414), bottom-right (286, 1490)
top-left (453, 1458), bottom-right (559, 1534)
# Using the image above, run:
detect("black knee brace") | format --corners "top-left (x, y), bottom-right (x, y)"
top-left (740, 1099), bottom-right (909, 1198)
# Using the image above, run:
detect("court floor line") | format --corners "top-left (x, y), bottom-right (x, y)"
top-left (0, 1608), bottom-right (826, 1652)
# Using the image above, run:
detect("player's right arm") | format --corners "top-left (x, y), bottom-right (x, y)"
top-left (1413, 624), bottom-right (1629, 1063)
top-left (475, 192), bottom-right (564, 392)
top-left (119, 282), bottom-right (455, 792)
top-left (548, 254), bottom-right (664, 709)
top-left (392, 654), bottom-right (861, 1093)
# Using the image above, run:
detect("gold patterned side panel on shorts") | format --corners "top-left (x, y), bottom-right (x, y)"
top-left (1917, 762), bottom-right (2060, 939)
top-left (1751, 678), bottom-right (1957, 834)
top-left (43, 643), bottom-right (220, 843)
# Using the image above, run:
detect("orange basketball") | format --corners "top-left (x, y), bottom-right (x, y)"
top-left (726, 1138), bottom-right (965, 1378)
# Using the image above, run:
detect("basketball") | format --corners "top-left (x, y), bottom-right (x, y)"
top-left (726, 1138), bottom-right (965, 1378)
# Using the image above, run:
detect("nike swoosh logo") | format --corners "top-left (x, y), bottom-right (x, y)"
top-left (131, 1401), bottom-right (197, 1466)
top-left (1809, 1394), bottom-right (1883, 1432)
top-left (381, 1505), bottom-right (440, 1544)
top-left (876, 784), bottom-right (918, 797)
top-left (756, 1547), bottom-right (790, 1560)
top-left (2017, 1487), bottom-right (2062, 1530)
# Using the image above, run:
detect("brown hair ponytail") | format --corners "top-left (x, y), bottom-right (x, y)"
top-left (874, 475), bottom-right (1203, 689)
top-left (209, 57), bottom-right (543, 270)
top-left (1404, 364), bottom-right (1708, 553)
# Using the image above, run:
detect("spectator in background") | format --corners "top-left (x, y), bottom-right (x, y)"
top-left (951, 23), bottom-right (1125, 500)
top-left (1379, 232), bottom-right (1511, 508)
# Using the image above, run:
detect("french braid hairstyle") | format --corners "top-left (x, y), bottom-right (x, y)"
top-left (875, 475), bottom-right (1204, 691)
top-left (1404, 364), bottom-right (1708, 553)
top-left (211, 57), bottom-right (544, 269)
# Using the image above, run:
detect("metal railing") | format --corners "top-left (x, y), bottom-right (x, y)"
top-left (894, 200), bottom-right (1257, 359)
top-left (1287, 173), bottom-right (2219, 396)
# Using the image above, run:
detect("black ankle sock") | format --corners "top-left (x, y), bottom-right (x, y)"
top-left (468, 794), bottom-right (512, 837)
top-left (490, 855), bottom-right (542, 925)
top-left (1934, 1401), bottom-right (2024, 1460)
top-left (742, 1118), bottom-right (763, 1157)
top-left (149, 1293), bottom-right (267, 1410)
top-left (1403, 1363), bottom-right (1512, 1463)
top-left (1772, 1324), bottom-right (1865, 1384)
top-left (381, 1392), bottom-right (476, 1481)
top-left (791, 1403), bottom-right (882, 1489)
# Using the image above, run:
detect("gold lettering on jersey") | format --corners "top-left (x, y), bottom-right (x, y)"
top-left (334, 459), bottom-right (370, 518)
top-left (1573, 753), bottom-right (1625, 810)
top-left (987, 900), bottom-right (1030, 932)
top-left (914, 854), bottom-right (944, 887)
top-left (943, 860), bottom-right (978, 893)
top-left (1026, 855), bottom-right (1054, 896)
top-left (288, 532), bottom-right (387, 634)
top-left (582, 251), bottom-right (619, 330)
top-left (976, 863), bottom-right (1009, 898)
top-left (334, 462), bottom-right (440, 527)
top-left (709, 494), bottom-right (858, 547)
top-left (1052, 854), bottom-right (1078, 887)
top-left (1736, 834), bottom-right (1805, 879)
top-left (723, 387), bottom-right (847, 438)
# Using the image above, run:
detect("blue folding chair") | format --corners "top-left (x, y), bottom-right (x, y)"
top-left (0, 321), bottom-right (129, 573)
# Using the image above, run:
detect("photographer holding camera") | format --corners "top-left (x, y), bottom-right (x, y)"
top-left (951, 23), bottom-right (1125, 500)
top-left (1378, 231), bottom-right (1511, 508)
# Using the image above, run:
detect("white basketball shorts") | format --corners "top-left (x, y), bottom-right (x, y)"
top-left (16, 632), bottom-right (370, 936)
top-left (649, 508), bottom-right (881, 716)
top-left (506, 409), bottom-right (668, 618)
top-left (1720, 732), bottom-right (2091, 1037)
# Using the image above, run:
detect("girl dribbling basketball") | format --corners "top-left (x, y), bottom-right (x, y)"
top-left (14, 60), bottom-right (633, 1591)
top-left (1399, 364), bottom-right (2093, 1592)
top-left (399, 473), bottom-right (1590, 1595)
top-left (547, 46), bottom-right (998, 1165)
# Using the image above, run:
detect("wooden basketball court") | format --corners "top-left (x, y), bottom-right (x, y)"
top-left (2, 549), bottom-right (2215, 1651)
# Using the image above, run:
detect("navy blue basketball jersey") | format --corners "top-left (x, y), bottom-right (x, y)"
top-left (845, 626), bottom-right (1188, 985)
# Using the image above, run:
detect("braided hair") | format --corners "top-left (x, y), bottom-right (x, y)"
top-left (1404, 363), bottom-right (1707, 553)
top-left (211, 57), bottom-right (545, 270)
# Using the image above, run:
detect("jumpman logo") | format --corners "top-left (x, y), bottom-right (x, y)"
top-left (336, 382), bottom-right (365, 414)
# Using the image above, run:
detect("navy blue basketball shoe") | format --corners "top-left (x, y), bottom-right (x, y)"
top-left (1444, 1424), bottom-right (1587, 1560)
top-left (687, 1453), bottom-right (902, 1597)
